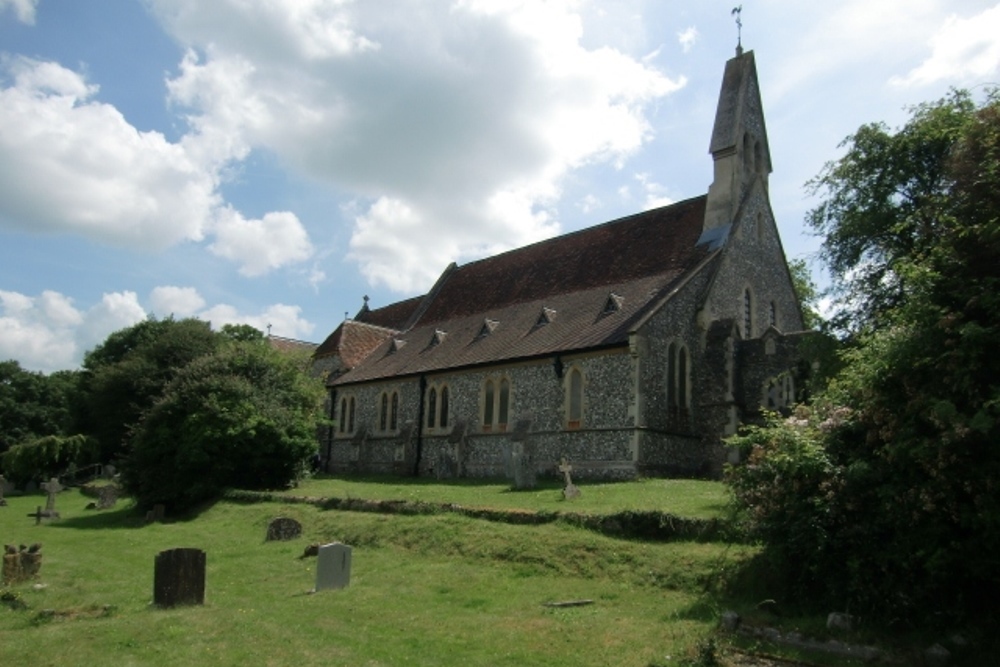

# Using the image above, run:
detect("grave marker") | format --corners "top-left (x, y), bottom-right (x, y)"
top-left (558, 457), bottom-right (581, 499)
top-left (0, 474), bottom-right (6, 507)
top-left (265, 517), bottom-right (302, 542)
top-left (315, 542), bottom-right (352, 591)
top-left (153, 548), bottom-right (206, 607)
top-left (41, 477), bottom-right (63, 513)
top-left (96, 485), bottom-right (119, 510)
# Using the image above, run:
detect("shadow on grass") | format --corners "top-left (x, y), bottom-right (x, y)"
top-left (49, 497), bottom-right (224, 530)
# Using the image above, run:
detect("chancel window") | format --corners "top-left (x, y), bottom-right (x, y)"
top-left (667, 342), bottom-right (691, 428)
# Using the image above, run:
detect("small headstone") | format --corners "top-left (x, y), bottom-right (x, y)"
top-left (265, 517), bottom-right (302, 542)
top-left (558, 457), bottom-right (581, 499)
top-left (41, 477), bottom-right (63, 512)
top-left (96, 485), bottom-right (119, 510)
top-left (102, 464), bottom-right (117, 480)
top-left (2, 544), bottom-right (42, 585)
top-left (315, 542), bottom-right (352, 591)
top-left (153, 548), bottom-right (206, 607)
top-left (721, 610), bottom-right (741, 631)
top-left (0, 474), bottom-right (7, 507)
top-left (146, 504), bottom-right (166, 523)
top-left (826, 611), bottom-right (854, 632)
top-left (508, 442), bottom-right (536, 490)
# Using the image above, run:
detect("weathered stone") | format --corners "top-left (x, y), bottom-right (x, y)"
top-left (315, 542), bottom-right (352, 591)
top-left (153, 548), bottom-right (206, 607)
top-left (826, 611), bottom-right (854, 632)
top-left (96, 485), bottom-right (119, 510)
top-left (145, 504), bottom-right (166, 523)
top-left (0, 474), bottom-right (7, 506)
top-left (265, 517), bottom-right (302, 542)
top-left (558, 458), bottom-right (580, 499)
top-left (2, 544), bottom-right (42, 585)
top-left (505, 441), bottom-right (536, 490)
top-left (41, 477), bottom-right (63, 512)
top-left (721, 610), bottom-right (741, 631)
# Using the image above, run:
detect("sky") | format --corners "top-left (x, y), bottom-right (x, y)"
top-left (1, 0), bottom-right (998, 373)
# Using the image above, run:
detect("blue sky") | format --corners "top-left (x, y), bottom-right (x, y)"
top-left (1, 0), bottom-right (998, 372)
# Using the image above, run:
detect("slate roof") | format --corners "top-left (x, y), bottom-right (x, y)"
top-left (330, 195), bottom-right (716, 385)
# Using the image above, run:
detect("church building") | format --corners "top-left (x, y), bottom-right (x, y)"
top-left (313, 48), bottom-right (808, 480)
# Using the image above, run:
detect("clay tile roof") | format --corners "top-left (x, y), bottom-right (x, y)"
top-left (313, 320), bottom-right (396, 369)
top-left (267, 335), bottom-right (319, 355)
top-left (333, 195), bottom-right (714, 385)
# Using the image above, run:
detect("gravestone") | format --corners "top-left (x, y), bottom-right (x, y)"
top-left (2, 544), bottom-right (42, 585)
top-left (0, 474), bottom-right (7, 506)
top-left (96, 485), bottom-right (119, 510)
top-left (558, 457), bottom-right (581, 499)
top-left (102, 464), bottom-right (117, 480)
top-left (315, 542), bottom-right (352, 592)
top-left (504, 442), bottom-right (536, 490)
top-left (153, 548), bottom-right (206, 607)
top-left (145, 504), bottom-right (166, 523)
top-left (41, 477), bottom-right (63, 512)
top-left (265, 517), bottom-right (302, 541)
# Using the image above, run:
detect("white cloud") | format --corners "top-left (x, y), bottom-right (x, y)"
top-left (890, 5), bottom-right (1000, 88)
top-left (0, 0), bottom-right (37, 24)
top-left (149, 286), bottom-right (207, 317)
top-left (0, 286), bottom-right (316, 371)
top-left (209, 208), bottom-right (314, 276)
top-left (0, 56), bottom-right (313, 276)
top-left (634, 172), bottom-right (674, 210)
top-left (678, 26), bottom-right (698, 53)
top-left (149, 0), bottom-right (683, 292)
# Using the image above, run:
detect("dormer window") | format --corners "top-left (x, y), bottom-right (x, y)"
top-left (477, 319), bottom-right (499, 339)
top-left (387, 338), bottom-right (406, 355)
top-left (602, 293), bottom-right (624, 315)
top-left (429, 330), bottom-right (447, 348)
top-left (535, 307), bottom-right (556, 328)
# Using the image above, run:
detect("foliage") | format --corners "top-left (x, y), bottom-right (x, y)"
top-left (786, 257), bottom-right (822, 331)
top-left (0, 361), bottom-right (81, 456)
top-left (120, 342), bottom-right (325, 512)
top-left (806, 90), bottom-right (978, 335)
top-left (80, 317), bottom-right (220, 461)
top-left (219, 323), bottom-right (265, 343)
top-left (729, 90), bottom-right (1000, 627)
top-left (1, 434), bottom-right (98, 486)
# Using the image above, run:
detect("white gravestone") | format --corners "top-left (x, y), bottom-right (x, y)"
top-left (315, 542), bottom-right (352, 592)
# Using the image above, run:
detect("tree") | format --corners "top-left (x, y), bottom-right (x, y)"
top-left (0, 360), bottom-right (81, 456)
top-left (728, 90), bottom-right (1000, 627)
top-left (806, 90), bottom-right (977, 335)
top-left (80, 317), bottom-right (220, 461)
top-left (120, 342), bottom-right (325, 512)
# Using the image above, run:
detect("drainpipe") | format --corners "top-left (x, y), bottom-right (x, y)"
top-left (414, 375), bottom-right (427, 477)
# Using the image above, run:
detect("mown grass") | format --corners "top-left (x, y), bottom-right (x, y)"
top-left (0, 486), bottom-right (751, 667)
top-left (285, 474), bottom-right (729, 520)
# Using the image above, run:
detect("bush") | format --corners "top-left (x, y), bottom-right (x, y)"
top-left (120, 342), bottom-right (324, 513)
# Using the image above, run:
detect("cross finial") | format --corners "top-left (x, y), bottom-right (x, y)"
top-left (267, 323), bottom-right (272, 336)
top-left (732, 5), bottom-right (743, 56)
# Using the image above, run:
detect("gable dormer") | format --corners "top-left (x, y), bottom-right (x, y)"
top-left (704, 49), bottom-right (772, 232)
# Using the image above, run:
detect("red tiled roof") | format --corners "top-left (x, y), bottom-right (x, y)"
top-left (267, 335), bottom-right (319, 355)
top-left (332, 195), bottom-right (714, 385)
top-left (313, 320), bottom-right (396, 369)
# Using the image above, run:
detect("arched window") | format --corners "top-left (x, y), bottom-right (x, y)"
top-left (439, 386), bottom-right (449, 429)
top-left (379, 393), bottom-right (388, 432)
top-left (390, 392), bottom-right (399, 431)
top-left (498, 378), bottom-right (510, 432)
top-left (339, 397), bottom-right (348, 433)
top-left (743, 288), bottom-right (753, 339)
top-left (483, 379), bottom-right (495, 431)
top-left (769, 301), bottom-right (777, 328)
top-left (427, 387), bottom-right (437, 429)
top-left (347, 396), bottom-right (356, 433)
top-left (566, 367), bottom-right (583, 429)
top-left (667, 342), bottom-right (691, 427)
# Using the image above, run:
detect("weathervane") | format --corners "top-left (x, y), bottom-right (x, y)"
top-left (732, 5), bottom-right (743, 55)
top-left (267, 323), bottom-right (272, 336)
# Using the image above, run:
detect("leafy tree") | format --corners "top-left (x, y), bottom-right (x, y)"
top-left (787, 258), bottom-right (823, 331)
top-left (728, 90), bottom-right (1000, 627)
top-left (219, 323), bottom-right (265, 343)
top-left (806, 90), bottom-right (977, 335)
top-left (120, 342), bottom-right (325, 512)
top-left (0, 360), bottom-right (81, 456)
top-left (80, 317), bottom-right (220, 461)
top-left (2, 434), bottom-right (97, 486)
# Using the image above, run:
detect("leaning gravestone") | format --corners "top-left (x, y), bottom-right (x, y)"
top-left (153, 548), bottom-right (206, 607)
top-left (315, 542), bottom-right (352, 592)
top-left (265, 517), bottom-right (302, 542)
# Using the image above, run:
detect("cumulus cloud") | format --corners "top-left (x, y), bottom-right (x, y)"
top-left (0, 55), bottom-right (313, 276)
top-left (0, 0), bottom-right (37, 24)
top-left (890, 5), bottom-right (1000, 87)
top-left (149, 0), bottom-right (684, 292)
top-left (209, 208), bottom-right (314, 276)
top-left (678, 26), bottom-right (698, 53)
top-left (0, 286), bottom-right (315, 372)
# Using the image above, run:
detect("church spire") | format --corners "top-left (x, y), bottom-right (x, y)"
top-left (703, 47), bottom-right (772, 232)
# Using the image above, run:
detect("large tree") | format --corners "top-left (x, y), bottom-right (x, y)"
top-left (728, 90), bottom-right (1000, 627)
top-left (0, 360), bottom-right (80, 455)
top-left (120, 341), bottom-right (325, 512)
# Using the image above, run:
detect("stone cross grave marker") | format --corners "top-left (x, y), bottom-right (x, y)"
top-left (153, 547), bottom-right (206, 607)
top-left (265, 517), bottom-right (302, 542)
top-left (315, 542), bottom-right (352, 592)
top-left (558, 457), bottom-right (581, 499)
top-left (41, 477), bottom-right (63, 513)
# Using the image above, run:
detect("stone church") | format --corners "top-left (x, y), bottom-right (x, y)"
top-left (313, 48), bottom-right (807, 480)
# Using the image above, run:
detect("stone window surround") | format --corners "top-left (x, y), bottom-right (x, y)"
top-left (424, 382), bottom-right (451, 433)
top-left (337, 393), bottom-right (357, 436)
top-left (564, 365), bottom-right (586, 430)
top-left (666, 340), bottom-right (692, 421)
top-left (377, 389), bottom-right (401, 434)
top-left (481, 375), bottom-right (511, 433)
